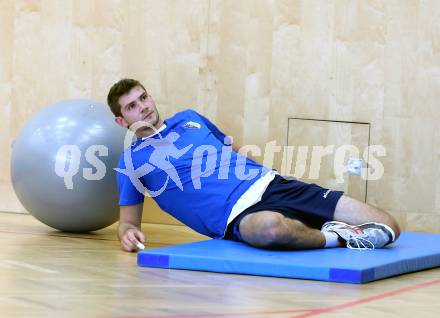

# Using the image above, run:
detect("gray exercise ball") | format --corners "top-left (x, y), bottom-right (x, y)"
top-left (11, 99), bottom-right (126, 232)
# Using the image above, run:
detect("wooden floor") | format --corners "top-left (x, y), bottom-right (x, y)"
top-left (1, 212), bottom-right (439, 318)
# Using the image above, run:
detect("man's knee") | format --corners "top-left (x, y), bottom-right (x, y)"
top-left (365, 206), bottom-right (401, 238)
top-left (383, 212), bottom-right (401, 238)
top-left (239, 212), bottom-right (293, 247)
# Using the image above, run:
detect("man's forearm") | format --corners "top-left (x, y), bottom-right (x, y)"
top-left (117, 204), bottom-right (144, 241)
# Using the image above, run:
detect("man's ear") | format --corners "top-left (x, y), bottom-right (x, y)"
top-left (114, 116), bottom-right (128, 128)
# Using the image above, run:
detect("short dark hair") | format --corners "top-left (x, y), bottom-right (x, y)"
top-left (107, 79), bottom-right (147, 116)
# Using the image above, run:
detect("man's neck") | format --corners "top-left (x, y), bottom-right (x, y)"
top-left (135, 119), bottom-right (165, 139)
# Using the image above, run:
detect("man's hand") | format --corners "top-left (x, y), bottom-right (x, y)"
top-left (120, 227), bottom-right (146, 252)
top-left (118, 204), bottom-right (144, 252)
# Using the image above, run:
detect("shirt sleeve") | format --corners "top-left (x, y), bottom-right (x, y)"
top-left (116, 154), bottom-right (145, 206)
top-left (194, 111), bottom-right (232, 145)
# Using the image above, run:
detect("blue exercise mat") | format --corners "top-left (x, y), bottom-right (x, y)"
top-left (137, 232), bottom-right (440, 283)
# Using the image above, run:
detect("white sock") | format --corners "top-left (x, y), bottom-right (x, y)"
top-left (323, 231), bottom-right (342, 248)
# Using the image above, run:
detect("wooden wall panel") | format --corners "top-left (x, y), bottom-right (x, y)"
top-left (0, 0), bottom-right (21, 212)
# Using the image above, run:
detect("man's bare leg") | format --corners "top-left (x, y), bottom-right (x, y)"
top-left (333, 195), bottom-right (401, 239)
top-left (237, 195), bottom-right (400, 250)
top-left (238, 211), bottom-right (326, 249)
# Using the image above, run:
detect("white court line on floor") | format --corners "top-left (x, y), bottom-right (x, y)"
top-left (2, 260), bottom-right (59, 274)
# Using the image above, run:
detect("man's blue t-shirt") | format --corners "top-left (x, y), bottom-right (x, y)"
top-left (116, 109), bottom-right (270, 238)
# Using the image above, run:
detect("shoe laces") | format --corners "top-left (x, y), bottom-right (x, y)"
top-left (346, 232), bottom-right (375, 250)
top-left (331, 225), bottom-right (375, 250)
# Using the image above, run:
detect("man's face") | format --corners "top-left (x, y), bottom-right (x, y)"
top-left (116, 86), bottom-right (161, 133)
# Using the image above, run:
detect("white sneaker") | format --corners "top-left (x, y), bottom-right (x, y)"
top-left (321, 221), bottom-right (396, 250)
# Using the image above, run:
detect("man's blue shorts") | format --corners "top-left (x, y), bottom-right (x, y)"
top-left (224, 175), bottom-right (344, 242)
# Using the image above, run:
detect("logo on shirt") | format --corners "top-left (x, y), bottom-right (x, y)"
top-left (323, 189), bottom-right (332, 198)
top-left (182, 121), bottom-right (201, 129)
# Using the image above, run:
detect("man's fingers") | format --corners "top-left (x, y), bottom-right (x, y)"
top-left (120, 229), bottom-right (146, 252)
top-left (121, 239), bottom-right (132, 251)
top-left (136, 231), bottom-right (146, 243)
top-left (121, 242), bottom-right (132, 252)
top-left (121, 236), bottom-right (136, 252)
top-left (127, 230), bottom-right (141, 245)
top-left (130, 232), bottom-right (145, 249)
top-left (127, 229), bottom-right (145, 244)
top-left (121, 241), bottom-right (132, 252)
